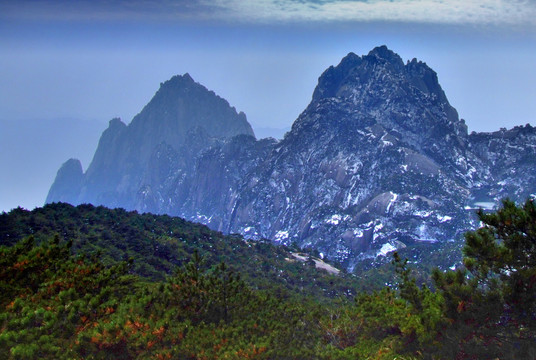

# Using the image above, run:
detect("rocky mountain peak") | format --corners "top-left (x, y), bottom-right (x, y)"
top-left (311, 52), bottom-right (361, 102)
top-left (367, 45), bottom-right (405, 70)
top-left (314, 46), bottom-right (443, 98)
top-left (307, 46), bottom-right (465, 151)
top-left (108, 117), bottom-right (126, 129)
top-left (153, 73), bottom-right (196, 99)
top-left (312, 45), bottom-right (447, 111)
top-left (47, 73), bottom-right (256, 210)
top-left (129, 73), bottom-right (254, 143)
top-left (45, 159), bottom-right (84, 204)
top-left (47, 46), bottom-right (536, 274)
top-left (406, 58), bottom-right (449, 107)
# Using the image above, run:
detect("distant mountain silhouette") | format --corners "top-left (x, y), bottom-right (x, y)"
top-left (47, 74), bottom-right (254, 210)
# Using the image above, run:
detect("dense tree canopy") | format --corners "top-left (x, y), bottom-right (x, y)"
top-left (1, 200), bottom-right (535, 358)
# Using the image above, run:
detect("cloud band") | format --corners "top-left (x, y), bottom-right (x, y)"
top-left (2, 0), bottom-right (536, 26)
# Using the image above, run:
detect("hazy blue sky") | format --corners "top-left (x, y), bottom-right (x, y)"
top-left (1, 0), bottom-right (536, 212)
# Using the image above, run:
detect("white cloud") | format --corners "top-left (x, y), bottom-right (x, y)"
top-left (205, 0), bottom-right (536, 26)
top-left (2, 0), bottom-right (536, 26)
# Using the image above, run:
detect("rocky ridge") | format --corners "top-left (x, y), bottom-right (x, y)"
top-left (47, 46), bottom-right (536, 271)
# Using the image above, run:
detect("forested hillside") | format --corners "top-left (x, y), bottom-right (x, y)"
top-left (0, 203), bottom-right (356, 299)
top-left (1, 200), bottom-right (535, 359)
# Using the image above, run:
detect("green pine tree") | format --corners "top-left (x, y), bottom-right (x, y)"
top-left (433, 198), bottom-right (536, 359)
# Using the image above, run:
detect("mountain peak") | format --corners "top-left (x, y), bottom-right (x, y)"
top-left (181, 72), bottom-right (193, 81)
top-left (47, 73), bottom-right (255, 209)
top-left (311, 47), bottom-right (457, 121)
top-left (165, 73), bottom-right (195, 86)
top-left (46, 46), bottom-right (536, 275)
top-left (154, 73), bottom-right (199, 98)
top-left (130, 73), bottom-right (254, 141)
top-left (364, 45), bottom-right (405, 74)
top-left (46, 158), bottom-right (84, 204)
top-left (108, 117), bottom-right (126, 129)
top-left (311, 52), bottom-right (361, 101)
top-left (312, 46), bottom-right (409, 102)
top-left (367, 45), bottom-right (403, 66)
top-left (303, 46), bottom-right (467, 173)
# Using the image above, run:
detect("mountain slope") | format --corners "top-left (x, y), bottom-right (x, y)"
top-left (0, 202), bottom-right (357, 299)
top-left (46, 46), bottom-right (536, 272)
top-left (222, 46), bottom-right (475, 270)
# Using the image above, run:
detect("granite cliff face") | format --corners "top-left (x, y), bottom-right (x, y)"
top-left (47, 46), bottom-right (536, 271)
top-left (217, 46), bottom-right (475, 270)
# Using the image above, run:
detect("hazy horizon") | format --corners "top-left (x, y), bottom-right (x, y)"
top-left (1, 0), bottom-right (536, 213)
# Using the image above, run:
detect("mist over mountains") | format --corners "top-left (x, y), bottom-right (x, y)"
top-left (0, 117), bottom-right (105, 212)
top-left (47, 46), bottom-right (536, 271)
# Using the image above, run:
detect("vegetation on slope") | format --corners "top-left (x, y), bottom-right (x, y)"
top-left (0, 203), bottom-right (357, 300)
top-left (0, 199), bottom-right (535, 359)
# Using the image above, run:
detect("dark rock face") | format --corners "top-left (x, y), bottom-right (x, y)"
top-left (47, 47), bottom-right (536, 271)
